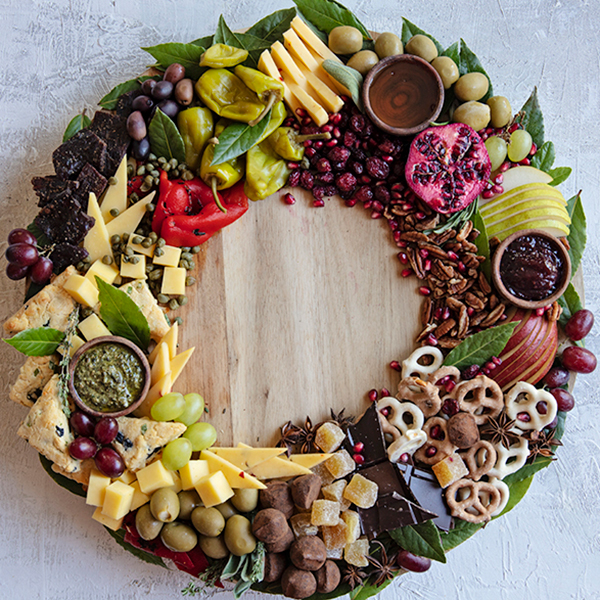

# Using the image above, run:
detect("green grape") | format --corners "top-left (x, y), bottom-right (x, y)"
top-left (184, 422), bottom-right (217, 452)
top-left (162, 438), bottom-right (193, 471)
top-left (175, 393), bottom-right (205, 426)
top-left (150, 392), bottom-right (186, 422)
top-left (507, 129), bottom-right (533, 163)
top-left (484, 136), bottom-right (508, 171)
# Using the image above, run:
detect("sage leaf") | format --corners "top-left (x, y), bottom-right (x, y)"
top-left (558, 283), bottom-right (583, 327)
top-left (350, 579), bottom-right (393, 600)
top-left (98, 76), bottom-right (155, 110)
top-left (566, 192), bottom-right (586, 275)
top-left (293, 0), bottom-right (371, 39)
top-left (472, 207), bottom-right (491, 281)
top-left (63, 113), bottom-right (91, 142)
top-left (148, 108), bottom-right (186, 164)
top-left (39, 454), bottom-right (86, 497)
top-left (401, 18), bottom-right (444, 53)
top-left (4, 327), bottom-right (65, 356)
top-left (459, 39), bottom-right (493, 101)
top-left (246, 8), bottom-right (297, 43)
top-left (322, 59), bottom-right (363, 111)
top-left (211, 109), bottom-right (272, 166)
top-left (517, 87), bottom-right (545, 149)
top-left (96, 277), bottom-right (151, 350)
top-left (104, 527), bottom-right (167, 568)
top-left (548, 166), bottom-right (572, 186)
top-left (389, 520), bottom-right (446, 564)
top-left (496, 475), bottom-right (534, 517)
top-left (440, 518), bottom-right (483, 552)
top-left (214, 16), bottom-right (270, 69)
top-left (443, 321), bottom-right (518, 369)
top-left (530, 140), bottom-right (555, 172)
top-left (141, 42), bottom-right (206, 80)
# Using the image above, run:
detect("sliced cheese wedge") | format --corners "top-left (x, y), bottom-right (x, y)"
top-left (150, 342), bottom-right (170, 385)
top-left (170, 347), bottom-right (195, 386)
top-left (248, 456), bottom-right (313, 479)
top-left (286, 80), bottom-right (329, 126)
top-left (100, 155), bottom-right (128, 223)
top-left (200, 450), bottom-right (267, 490)
top-left (134, 371), bottom-right (172, 418)
top-left (258, 50), bottom-right (304, 121)
top-left (148, 322), bottom-right (178, 363)
top-left (212, 447), bottom-right (287, 470)
top-left (289, 453), bottom-right (333, 469)
top-left (105, 191), bottom-right (155, 238)
top-left (84, 192), bottom-right (113, 263)
top-left (291, 16), bottom-right (343, 64)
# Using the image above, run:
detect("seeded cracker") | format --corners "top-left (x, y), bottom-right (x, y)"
top-left (52, 128), bottom-right (108, 179)
top-left (88, 110), bottom-right (130, 176)
top-left (9, 354), bottom-right (59, 408)
top-left (74, 162), bottom-right (108, 210)
top-left (31, 175), bottom-right (80, 208)
top-left (35, 195), bottom-right (94, 245)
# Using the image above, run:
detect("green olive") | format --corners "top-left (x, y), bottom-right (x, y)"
top-left (346, 50), bottom-right (379, 76)
top-left (405, 34), bottom-right (438, 62)
top-left (224, 515), bottom-right (257, 557)
top-left (191, 506), bottom-right (225, 537)
top-left (135, 504), bottom-right (164, 541)
top-left (486, 96), bottom-right (512, 128)
top-left (374, 32), bottom-right (403, 59)
top-left (453, 101), bottom-right (491, 132)
top-left (328, 26), bottom-right (363, 55)
top-left (431, 56), bottom-right (459, 89)
top-left (150, 488), bottom-right (180, 523)
top-left (178, 490), bottom-right (203, 520)
top-left (199, 534), bottom-right (230, 559)
top-left (231, 489), bottom-right (259, 513)
top-left (161, 521), bottom-right (198, 553)
top-left (214, 501), bottom-right (238, 520)
top-left (454, 72), bottom-right (489, 102)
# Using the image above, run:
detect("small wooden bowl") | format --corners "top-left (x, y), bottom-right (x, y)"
top-left (68, 335), bottom-right (150, 418)
top-left (362, 54), bottom-right (444, 136)
top-left (491, 229), bottom-right (571, 310)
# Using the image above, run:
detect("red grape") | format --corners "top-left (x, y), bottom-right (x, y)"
top-left (561, 346), bottom-right (597, 374)
top-left (94, 418), bottom-right (119, 445)
top-left (397, 549), bottom-right (431, 573)
top-left (564, 309), bottom-right (594, 341)
top-left (8, 228), bottom-right (37, 246)
top-left (69, 437), bottom-right (98, 460)
top-left (6, 243), bottom-right (39, 267)
top-left (95, 447), bottom-right (125, 478)
top-left (30, 257), bottom-right (54, 285)
top-left (550, 388), bottom-right (575, 412)
top-left (542, 366), bottom-right (570, 388)
top-left (6, 263), bottom-right (29, 280)
top-left (70, 412), bottom-right (96, 437)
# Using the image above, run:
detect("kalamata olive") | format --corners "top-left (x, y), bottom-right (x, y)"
top-left (454, 72), bottom-right (490, 102)
top-left (191, 506), bottom-right (225, 537)
top-left (487, 96), bottom-right (512, 128)
top-left (374, 32), bottom-right (403, 59)
top-left (405, 34), bottom-right (438, 62)
top-left (214, 501), bottom-right (237, 520)
top-left (161, 521), bottom-right (198, 552)
top-left (328, 26), bottom-right (363, 55)
top-left (178, 490), bottom-right (202, 520)
top-left (163, 63), bottom-right (186, 84)
top-left (452, 101), bottom-right (491, 131)
top-left (141, 78), bottom-right (157, 95)
top-left (131, 137), bottom-right (150, 161)
top-left (150, 488), bottom-right (180, 523)
top-left (135, 504), bottom-right (164, 541)
top-left (175, 78), bottom-right (194, 106)
top-left (431, 56), bottom-right (459, 89)
top-left (224, 514), bottom-right (257, 556)
top-left (126, 111), bottom-right (147, 141)
top-left (346, 50), bottom-right (379, 76)
top-left (152, 80), bottom-right (174, 101)
top-left (199, 534), bottom-right (229, 559)
top-left (132, 95), bottom-right (154, 113)
top-left (158, 99), bottom-right (179, 119)
top-left (231, 489), bottom-right (259, 513)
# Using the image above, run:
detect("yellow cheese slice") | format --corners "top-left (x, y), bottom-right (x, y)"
top-left (180, 460), bottom-right (210, 490)
top-left (129, 480), bottom-right (150, 511)
top-left (100, 155), bottom-right (128, 223)
top-left (304, 44), bottom-right (351, 96)
top-left (301, 65), bottom-right (343, 113)
top-left (105, 191), bottom-right (156, 238)
top-left (86, 469), bottom-right (111, 507)
top-left (289, 453), bottom-right (333, 469)
top-left (286, 80), bottom-right (329, 126)
top-left (117, 470), bottom-right (136, 485)
top-left (120, 254), bottom-right (147, 280)
top-left (200, 450), bottom-right (267, 490)
top-left (291, 16), bottom-right (343, 63)
top-left (153, 245), bottom-right (182, 268)
top-left (258, 50), bottom-right (304, 120)
top-left (170, 347), bottom-right (195, 386)
top-left (150, 342), bottom-right (170, 385)
top-left (212, 447), bottom-right (287, 470)
top-left (101, 480), bottom-right (135, 520)
top-left (64, 274), bottom-right (99, 308)
top-left (271, 41), bottom-right (305, 85)
top-left (78, 313), bottom-right (111, 341)
top-left (249, 456), bottom-right (312, 479)
top-left (84, 192), bottom-right (113, 263)
top-left (85, 259), bottom-right (119, 287)
top-left (161, 266), bottom-right (186, 296)
top-left (92, 506), bottom-right (123, 531)
top-left (134, 371), bottom-right (172, 418)
top-left (283, 28), bottom-right (320, 71)
top-left (148, 322), bottom-right (179, 363)
top-left (127, 237), bottom-right (156, 257)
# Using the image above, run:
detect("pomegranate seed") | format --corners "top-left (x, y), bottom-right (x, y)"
top-left (424, 259), bottom-right (431, 271)
top-left (437, 375), bottom-right (450, 385)
top-left (492, 185), bottom-right (504, 194)
top-left (482, 367), bottom-right (491, 375)
top-left (292, 122), bottom-right (301, 130)
top-left (500, 161), bottom-right (511, 172)
top-left (381, 154), bottom-right (394, 163)
top-left (303, 140), bottom-right (312, 147)
top-left (368, 389), bottom-right (378, 402)
top-left (425, 333), bottom-right (438, 346)
top-left (287, 162), bottom-right (299, 169)
top-left (430, 425), bottom-right (443, 440)
top-left (508, 123), bottom-right (519, 133)
top-left (442, 307), bottom-right (450, 320)
top-left (302, 117), bottom-right (312, 126)
top-left (388, 219), bottom-right (399, 230)
top-left (393, 231), bottom-right (402, 243)
top-left (398, 252), bottom-right (409, 264)
top-left (530, 142), bottom-right (537, 155)
top-left (313, 140), bottom-right (323, 150)
top-left (402, 203), bottom-right (413, 211)
top-left (399, 453), bottom-right (410, 462)
top-left (493, 173), bottom-right (504, 184)
top-left (536, 307), bottom-right (545, 317)
top-left (416, 212), bottom-right (426, 220)
top-left (425, 447), bottom-right (437, 458)
top-left (361, 175), bottom-right (372, 184)
top-left (340, 95), bottom-right (350, 103)
top-left (419, 248), bottom-right (429, 259)
top-left (330, 113), bottom-right (342, 124)
top-left (381, 387), bottom-right (390, 397)
top-left (401, 268), bottom-right (413, 278)
top-left (305, 147), bottom-right (316, 158)
top-left (371, 211), bottom-right (383, 219)
top-left (419, 287), bottom-right (431, 296)
top-left (467, 306), bottom-right (475, 316)
top-left (462, 365), bottom-right (481, 380)
top-left (391, 191), bottom-right (403, 200)
top-left (445, 380), bottom-right (456, 393)
top-left (390, 360), bottom-right (401, 372)
top-left (353, 454), bottom-right (365, 465)
top-left (295, 108), bottom-right (307, 117)
top-left (434, 307), bottom-right (443, 320)
top-left (353, 442), bottom-right (364, 453)
top-left (442, 398), bottom-right (460, 416)
top-left (283, 118), bottom-right (295, 126)
top-left (345, 199), bottom-right (357, 207)
top-left (332, 127), bottom-right (341, 138)
top-left (283, 193), bottom-right (296, 205)
top-left (325, 139), bottom-right (338, 147)
top-left (447, 251), bottom-right (459, 261)
top-left (517, 412), bottom-right (531, 422)
top-left (536, 401), bottom-right (548, 415)
top-left (500, 314), bottom-right (508, 321)
top-left (372, 201), bottom-right (384, 212)
top-left (321, 124), bottom-right (333, 133)
top-left (484, 361), bottom-right (496, 371)
top-left (457, 262), bottom-right (466, 272)
top-left (481, 189), bottom-right (495, 199)
top-left (519, 157), bottom-right (531, 166)
top-left (492, 356), bottom-right (502, 366)
top-left (397, 239), bottom-right (408, 248)
top-left (313, 199), bottom-right (324, 207)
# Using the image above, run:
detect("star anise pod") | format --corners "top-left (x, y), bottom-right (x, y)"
top-left (366, 541), bottom-right (399, 588)
top-left (296, 416), bottom-right (322, 454)
top-left (526, 427), bottom-right (563, 461)
top-left (481, 411), bottom-right (521, 448)
top-left (329, 407), bottom-right (355, 429)
top-left (342, 564), bottom-right (366, 590)
top-left (276, 420), bottom-right (303, 455)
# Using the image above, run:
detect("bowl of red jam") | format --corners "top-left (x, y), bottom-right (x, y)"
top-left (492, 229), bottom-right (571, 310)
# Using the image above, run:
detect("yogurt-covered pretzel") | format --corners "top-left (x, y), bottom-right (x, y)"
top-left (487, 477), bottom-right (510, 517)
top-left (487, 437), bottom-right (529, 480)
top-left (401, 346), bottom-right (444, 380)
top-left (413, 416), bottom-right (456, 465)
top-left (377, 397), bottom-right (426, 460)
top-left (504, 381), bottom-right (558, 431)
top-left (462, 440), bottom-right (496, 481)
top-left (453, 375), bottom-right (503, 425)
top-left (387, 429), bottom-right (427, 462)
top-left (446, 479), bottom-right (501, 523)
top-left (397, 377), bottom-right (442, 418)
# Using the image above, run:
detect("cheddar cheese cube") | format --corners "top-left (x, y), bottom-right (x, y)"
top-left (86, 469), bottom-right (111, 507)
top-left (136, 459), bottom-right (175, 495)
top-left (152, 245), bottom-right (182, 268)
top-left (161, 267), bottom-right (186, 296)
top-left (64, 274), bottom-right (99, 307)
top-left (101, 480), bottom-right (135, 520)
top-left (57, 334), bottom-right (85, 358)
top-left (180, 460), bottom-right (210, 491)
top-left (92, 506), bottom-right (123, 531)
top-left (195, 471), bottom-right (234, 507)
top-left (129, 480), bottom-right (150, 511)
top-left (120, 254), bottom-right (147, 280)
top-left (85, 259), bottom-right (119, 287)
top-left (78, 313), bottom-right (111, 341)
top-left (127, 237), bottom-right (156, 257)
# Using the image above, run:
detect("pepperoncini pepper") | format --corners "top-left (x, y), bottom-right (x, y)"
top-left (234, 65), bottom-right (284, 126)
top-left (244, 140), bottom-right (291, 201)
top-left (177, 107), bottom-right (214, 171)
top-left (196, 69), bottom-right (264, 124)
top-left (255, 101), bottom-right (287, 145)
top-left (200, 44), bottom-right (249, 68)
top-left (267, 126), bottom-right (332, 161)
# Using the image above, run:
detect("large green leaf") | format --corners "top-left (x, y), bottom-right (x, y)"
top-left (516, 87), bottom-right (545, 149)
top-left (213, 16), bottom-right (270, 69)
top-left (148, 108), bottom-right (186, 164)
top-left (503, 456), bottom-right (553, 486)
top-left (566, 192), bottom-right (586, 276)
top-left (548, 166), bottom-right (572, 186)
top-left (530, 140), bottom-right (555, 172)
top-left (141, 42), bottom-right (206, 80)
top-left (39, 454), bottom-right (86, 497)
top-left (246, 8), bottom-right (297, 43)
top-left (458, 39), bottom-right (493, 101)
top-left (4, 327), bottom-right (65, 356)
top-left (350, 579), bottom-right (393, 600)
top-left (293, 0), bottom-right (371, 39)
top-left (388, 520), bottom-right (446, 564)
top-left (104, 527), bottom-right (167, 568)
top-left (401, 18), bottom-right (444, 53)
top-left (558, 282), bottom-right (583, 327)
top-left (440, 518), bottom-right (483, 552)
top-left (322, 59), bottom-right (363, 111)
top-left (98, 76), bottom-right (155, 110)
top-left (497, 475), bottom-right (533, 516)
top-left (63, 113), bottom-right (91, 142)
top-left (191, 34), bottom-right (213, 48)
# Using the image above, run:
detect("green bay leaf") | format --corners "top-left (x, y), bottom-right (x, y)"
top-left (63, 113), bottom-right (91, 142)
top-left (213, 16), bottom-right (270, 69)
top-left (401, 18), bottom-right (444, 53)
top-left (26, 221), bottom-right (51, 247)
top-left (389, 520), bottom-right (446, 563)
top-left (191, 34), bottom-right (213, 48)
top-left (558, 282), bottom-right (583, 327)
top-left (39, 454), bottom-right (86, 497)
top-left (530, 140), bottom-right (555, 172)
top-left (148, 108), bottom-right (186, 163)
top-left (98, 76), bottom-right (155, 110)
top-left (322, 59), bottom-right (363, 111)
top-left (4, 327), bottom-right (65, 356)
top-left (497, 475), bottom-right (533, 516)
top-left (503, 455), bottom-right (553, 485)
top-left (141, 42), bottom-right (206, 80)
top-left (517, 87), bottom-right (545, 149)
top-left (246, 8), bottom-right (297, 43)
top-left (548, 166), bottom-right (572, 186)
top-left (294, 0), bottom-right (371, 39)
top-left (441, 518), bottom-right (483, 552)
top-left (459, 39), bottom-right (493, 101)
top-left (350, 579), bottom-right (393, 600)
top-left (566, 193), bottom-right (586, 275)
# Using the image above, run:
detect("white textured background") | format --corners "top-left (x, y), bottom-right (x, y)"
top-left (1, 0), bottom-right (599, 599)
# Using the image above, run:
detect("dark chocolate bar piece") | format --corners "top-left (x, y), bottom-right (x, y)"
top-left (344, 403), bottom-right (387, 468)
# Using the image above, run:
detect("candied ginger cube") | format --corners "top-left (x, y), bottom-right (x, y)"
top-left (327, 546), bottom-right (343, 560)
top-left (323, 479), bottom-right (351, 511)
top-left (315, 422), bottom-right (346, 453)
top-left (290, 513), bottom-right (318, 538)
top-left (341, 510), bottom-right (361, 544)
top-left (322, 520), bottom-right (348, 550)
top-left (343, 474), bottom-right (378, 509)
top-left (311, 499), bottom-right (340, 526)
top-left (325, 449), bottom-right (355, 480)
top-left (344, 537), bottom-right (369, 567)
top-left (311, 461), bottom-right (335, 485)
top-left (432, 452), bottom-right (469, 488)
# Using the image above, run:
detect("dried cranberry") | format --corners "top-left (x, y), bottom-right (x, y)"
top-left (350, 160), bottom-right (364, 176)
top-left (462, 365), bottom-right (481, 380)
top-left (343, 131), bottom-right (357, 148)
top-left (350, 114), bottom-right (366, 135)
top-left (352, 147), bottom-right (367, 162)
top-left (316, 172), bottom-right (335, 185)
top-left (354, 186), bottom-right (374, 203)
top-left (377, 139), bottom-right (397, 156)
top-left (287, 170), bottom-right (301, 188)
top-left (374, 186), bottom-right (391, 203)
top-left (366, 156), bottom-right (390, 180)
top-left (441, 398), bottom-right (460, 416)
top-left (336, 172), bottom-right (357, 194)
top-left (316, 158), bottom-right (332, 173)
top-left (327, 146), bottom-right (350, 164)
top-left (299, 170), bottom-right (315, 190)
top-left (312, 186), bottom-right (325, 200)
top-left (323, 185), bottom-right (337, 197)
top-left (300, 125), bottom-right (320, 136)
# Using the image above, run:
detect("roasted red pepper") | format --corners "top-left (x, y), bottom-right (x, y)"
top-left (152, 170), bottom-right (249, 247)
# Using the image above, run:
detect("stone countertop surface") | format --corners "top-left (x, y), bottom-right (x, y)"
top-left (0, 0), bottom-right (599, 599)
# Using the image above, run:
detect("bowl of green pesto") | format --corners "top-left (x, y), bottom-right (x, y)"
top-left (68, 336), bottom-right (151, 418)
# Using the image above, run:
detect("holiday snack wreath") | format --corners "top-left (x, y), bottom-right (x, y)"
top-left (2, 1), bottom-right (594, 598)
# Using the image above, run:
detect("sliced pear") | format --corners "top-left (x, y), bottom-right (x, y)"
top-left (481, 195), bottom-right (568, 223)
top-left (480, 184), bottom-right (566, 217)
top-left (484, 204), bottom-right (570, 232)
top-left (489, 217), bottom-right (570, 241)
top-left (480, 166), bottom-right (553, 204)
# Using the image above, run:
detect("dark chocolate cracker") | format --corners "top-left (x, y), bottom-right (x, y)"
top-left (52, 129), bottom-right (108, 180)
top-left (49, 243), bottom-right (89, 274)
top-left (343, 403), bottom-right (387, 468)
top-left (89, 110), bottom-right (130, 177)
top-left (35, 196), bottom-right (94, 245)
top-left (74, 162), bottom-right (108, 210)
top-left (31, 176), bottom-right (80, 208)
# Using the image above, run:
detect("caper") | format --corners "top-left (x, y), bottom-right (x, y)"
top-left (145, 264), bottom-right (153, 274)
top-left (192, 507), bottom-right (225, 537)
top-left (136, 504), bottom-right (164, 541)
top-left (328, 25), bottom-right (363, 55)
top-left (154, 247), bottom-right (164, 257)
top-left (157, 238), bottom-right (166, 248)
top-left (148, 153), bottom-right (157, 162)
top-left (231, 489), bottom-right (259, 513)
top-left (149, 269), bottom-right (163, 281)
top-left (161, 522), bottom-right (198, 553)
top-left (163, 163), bottom-right (171, 172)
top-left (405, 34), bottom-right (438, 62)
top-left (486, 95), bottom-right (512, 128)
top-left (181, 252), bottom-right (193, 261)
top-left (346, 50), bottom-right (379, 76)
top-left (133, 235), bottom-right (143, 245)
top-left (125, 247), bottom-right (134, 257)
top-left (149, 232), bottom-right (159, 243)
top-left (224, 515), bottom-right (256, 557)
top-left (199, 534), bottom-right (229, 559)
top-left (122, 233), bottom-right (130, 243)
top-left (182, 170), bottom-right (194, 181)
top-left (110, 234), bottom-right (121, 245)
top-left (169, 158), bottom-right (179, 169)
top-left (141, 238), bottom-right (153, 248)
top-left (158, 156), bottom-right (167, 165)
top-left (186, 276), bottom-right (196, 286)
top-left (178, 295), bottom-right (188, 306)
top-left (140, 182), bottom-right (152, 193)
top-left (146, 203), bottom-right (156, 213)
top-left (108, 176), bottom-right (118, 185)
top-left (374, 32), bottom-right (403, 59)
top-left (150, 169), bottom-right (160, 179)
top-left (186, 260), bottom-right (195, 270)
top-left (150, 488), bottom-right (180, 523)
top-left (157, 293), bottom-right (170, 305)
top-left (102, 255), bottom-right (113, 265)
top-left (144, 175), bottom-right (154, 186)
top-left (214, 501), bottom-right (238, 520)
top-left (109, 208), bottom-right (120, 218)
top-left (454, 72), bottom-right (489, 102)
top-left (169, 298), bottom-right (179, 310)
top-left (131, 256), bottom-right (140, 265)
top-left (178, 490), bottom-right (203, 520)
top-left (431, 56), bottom-right (459, 89)
top-left (137, 166), bottom-right (146, 176)
top-left (452, 101), bottom-right (491, 132)
top-left (192, 246), bottom-right (201, 254)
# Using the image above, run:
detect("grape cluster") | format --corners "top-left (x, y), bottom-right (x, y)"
top-left (5, 228), bottom-right (53, 284)
top-left (68, 412), bottom-right (125, 478)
